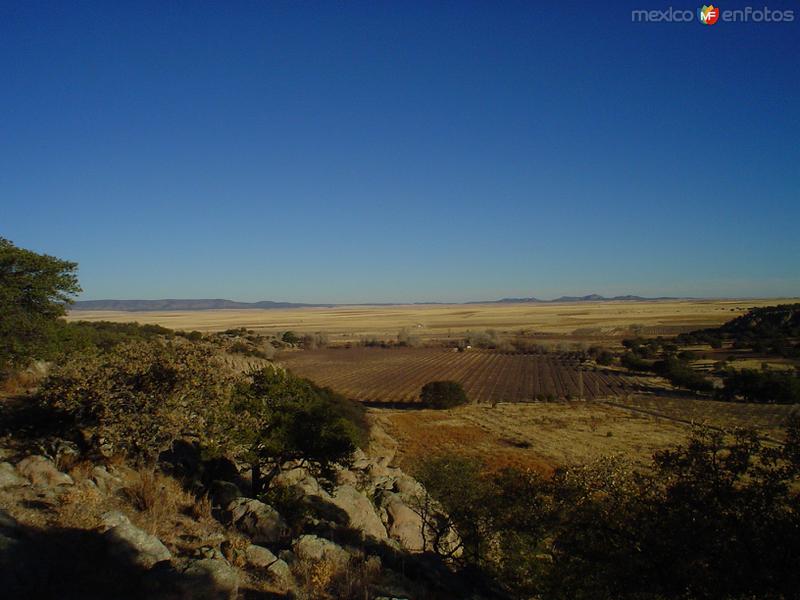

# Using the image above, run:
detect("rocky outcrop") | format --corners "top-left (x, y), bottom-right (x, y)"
top-left (16, 455), bottom-right (73, 487)
top-left (180, 558), bottom-right (240, 600)
top-left (227, 498), bottom-right (288, 545)
top-left (99, 511), bottom-right (171, 568)
top-left (384, 496), bottom-right (426, 551)
top-left (90, 465), bottom-right (123, 494)
top-left (292, 534), bottom-right (351, 569)
top-left (244, 544), bottom-right (294, 588)
top-left (0, 462), bottom-right (29, 489)
top-left (329, 483), bottom-right (388, 540)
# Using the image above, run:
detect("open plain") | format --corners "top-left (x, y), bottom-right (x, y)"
top-left (67, 298), bottom-right (794, 345)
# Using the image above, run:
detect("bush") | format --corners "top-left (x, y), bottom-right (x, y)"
top-left (282, 331), bottom-right (300, 345)
top-left (39, 339), bottom-right (233, 463)
top-left (594, 349), bottom-right (614, 366)
top-left (719, 369), bottom-right (800, 404)
top-left (420, 381), bottom-right (469, 409)
top-left (418, 421), bottom-right (800, 599)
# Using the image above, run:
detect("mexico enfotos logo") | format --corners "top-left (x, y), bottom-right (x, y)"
top-left (632, 4), bottom-right (795, 23)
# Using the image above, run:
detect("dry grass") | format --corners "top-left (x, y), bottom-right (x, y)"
top-left (293, 553), bottom-right (381, 600)
top-left (67, 298), bottom-right (794, 344)
top-left (0, 368), bottom-right (46, 395)
top-left (123, 468), bottom-right (187, 532)
top-left (374, 392), bottom-right (799, 476)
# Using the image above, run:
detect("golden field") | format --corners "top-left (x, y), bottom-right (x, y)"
top-left (67, 298), bottom-right (793, 345)
top-left (373, 396), bottom-right (797, 475)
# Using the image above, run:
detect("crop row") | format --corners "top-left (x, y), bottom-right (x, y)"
top-left (281, 348), bottom-right (641, 404)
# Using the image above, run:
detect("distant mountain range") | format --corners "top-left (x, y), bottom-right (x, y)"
top-left (70, 299), bottom-right (335, 311)
top-left (71, 294), bottom-right (686, 312)
top-left (468, 294), bottom-right (683, 304)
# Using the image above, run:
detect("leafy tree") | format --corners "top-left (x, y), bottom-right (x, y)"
top-left (420, 380), bottom-right (469, 408)
top-left (0, 238), bottom-right (81, 372)
top-left (719, 368), bottom-right (800, 404)
top-left (218, 367), bottom-right (362, 495)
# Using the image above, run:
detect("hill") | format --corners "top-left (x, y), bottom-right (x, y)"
top-left (71, 299), bottom-right (334, 311)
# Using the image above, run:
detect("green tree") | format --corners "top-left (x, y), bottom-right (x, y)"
top-left (420, 380), bottom-right (469, 408)
top-left (0, 238), bottom-right (81, 372)
top-left (219, 367), bottom-right (361, 495)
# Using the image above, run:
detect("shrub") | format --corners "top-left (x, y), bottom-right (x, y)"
top-left (420, 381), bottom-right (469, 409)
top-left (39, 339), bottom-right (233, 463)
top-left (282, 331), bottom-right (300, 345)
top-left (719, 369), bottom-right (800, 404)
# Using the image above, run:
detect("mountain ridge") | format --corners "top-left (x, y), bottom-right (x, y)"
top-left (71, 294), bottom-right (690, 312)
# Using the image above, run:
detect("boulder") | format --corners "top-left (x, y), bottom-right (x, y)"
top-left (244, 543), bottom-right (278, 568)
top-left (209, 480), bottom-right (242, 508)
top-left (16, 456), bottom-right (73, 487)
top-left (245, 544), bottom-right (294, 588)
top-left (292, 534), bottom-right (351, 569)
top-left (99, 511), bottom-right (171, 568)
top-left (329, 484), bottom-right (387, 540)
top-left (385, 498), bottom-right (425, 552)
top-left (267, 558), bottom-right (294, 589)
top-left (393, 473), bottom-right (425, 498)
top-left (228, 498), bottom-right (288, 545)
top-left (91, 465), bottom-right (123, 494)
top-left (180, 558), bottom-right (240, 600)
top-left (0, 462), bottom-right (29, 489)
top-left (273, 467), bottom-right (328, 497)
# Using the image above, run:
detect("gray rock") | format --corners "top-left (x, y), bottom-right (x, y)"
top-left (99, 511), bottom-right (171, 568)
top-left (180, 558), bottom-right (240, 600)
top-left (0, 462), bottom-right (29, 489)
top-left (228, 498), bottom-right (288, 545)
top-left (292, 534), bottom-right (351, 569)
top-left (267, 558), bottom-right (294, 589)
top-left (385, 498), bottom-right (425, 552)
top-left (90, 465), bottom-right (123, 494)
top-left (245, 543), bottom-right (278, 568)
top-left (329, 484), bottom-right (387, 540)
top-left (16, 455), bottom-right (73, 487)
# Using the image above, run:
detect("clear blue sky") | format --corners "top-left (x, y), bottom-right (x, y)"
top-left (2, 1), bottom-right (798, 303)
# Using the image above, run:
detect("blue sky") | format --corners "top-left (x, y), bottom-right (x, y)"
top-left (2, 1), bottom-right (798, 303)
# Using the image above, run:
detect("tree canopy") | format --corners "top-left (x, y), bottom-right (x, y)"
top-left (0, 237), bottom-right (81, 371)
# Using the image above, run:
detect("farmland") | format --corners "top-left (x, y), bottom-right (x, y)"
top-left (67, 298), bottom-right (795, 346)
top-left (281, 347), bottom-right (647, 403)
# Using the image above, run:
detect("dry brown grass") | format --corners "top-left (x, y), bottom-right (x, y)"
top-left (0, 369), bottom-right (44, 395)
top-left (374, 393), bottom-right (799, 476)
top-left (292, 553), bottom-right (381, 600)
top-left (123, 467), bottom-right (194, 536)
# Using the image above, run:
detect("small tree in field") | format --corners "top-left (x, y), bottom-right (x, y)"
top-left (421, 381), bottom-right (469, 409)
